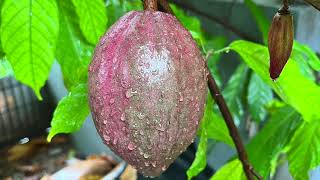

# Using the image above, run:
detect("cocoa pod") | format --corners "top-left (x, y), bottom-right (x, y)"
top-left (268, 8), bottom-right (294, 80)
top-left (88, 11), bottom-right (207, 176)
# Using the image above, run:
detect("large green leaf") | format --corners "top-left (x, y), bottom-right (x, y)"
top-left (204, 94), bottom-right (234, 147)
top-left (230, 40), bottom-right (320, 121)
top-left (187, 120), bottom-right (208, 180)
top-left (47, 84), bottom-right (90, 141)
top-left (287, 119), bottom-right (320, 180)
top-left (170, 4), bottom-right (205, 47)
top-left (247, 73), bottom-right (273, 122)
top-left (0, 0), bottom-right (59, 99)
top-left (210, 159), bottom-right (245, 180)
top-left (244, 0), bottom-right (270, 44)
top-left (187, 94), bottom-right (233, 179)
top-left (223, 63), bottom-right (249, 124)
top-left (56, 0), bottom-right (93, 89)
top-left (290, 47), bottom-right (315, 81)
top-left (293, 41), bottom-right (320, 72)
top-left (72, 0), bottom-right (107, 45)
top-left (247, 106), bottom-right (302, 178)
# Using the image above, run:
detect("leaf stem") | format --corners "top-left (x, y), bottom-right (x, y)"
top-left (158, 1), bottom-right (262, 180)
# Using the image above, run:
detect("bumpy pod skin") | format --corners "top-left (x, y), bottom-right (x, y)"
top-left (88, 11), bottom-right (207, 176)
top-left (268, 11), bottom-right (294, 80)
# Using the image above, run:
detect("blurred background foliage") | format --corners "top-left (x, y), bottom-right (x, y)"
top-left (0, 0), bottom-right (320, 179)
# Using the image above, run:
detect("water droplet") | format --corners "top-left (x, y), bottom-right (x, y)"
top-left (127, 142), bottom-right (136, 150)
top-left (125, 88), bottom-right (138, 98)
top-left (152, 162), bottom-right (156, 167)
top-left (109, 98), bottom-right (115, 104)
top-left (120, 113), bottom-right (126, 121)
top-left (113, 138), bottom-right (118, 145)
top-left (143, 153), bottom-right (150, 159)
top-left (152, 70), bottom-right (159, 75)
top-left (162, 165), bottom-right (166, 171)
top-left (103, 134), bottom-right (110, 142)
top-left (157, 125), bottom-right (165, 132)
top-left (179, 92), bottom-right (184, 102)
top-left (139, 130), bottom-right (144, 135)
top-left (137, 112), bottom-right (145, 120)
top-left (110, 109), bottom-right (118, 117)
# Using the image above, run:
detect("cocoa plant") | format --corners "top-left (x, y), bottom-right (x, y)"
top-left (1, 0), bottom-right (320, 179)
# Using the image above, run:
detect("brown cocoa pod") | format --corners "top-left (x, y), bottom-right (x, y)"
top-left (88, 11), bottom-right (207, 176)
top-left (268, 8), bottom-right (294, 80)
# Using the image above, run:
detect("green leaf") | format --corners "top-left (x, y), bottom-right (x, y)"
top-left (223, 63), bottom-right (249, 124)
top-left (47, 84), bottom-right (90, 141)
top-left (291, 48), bottom-right (315, 81)
top-left (206, 36), bottom-right (227, 87)
top-left (248, 73), bottom-right (273, 122)
top-left (187, 120), bottom-right (208, 180)
top-left (106, 0), bottom-right (143, 28)
top-left (210, 159), bottom-right (246, 180)
top-left (247, 106), bottom-right (302, 178)
top-left (204, 94), bottom-right (234, 147)
top-left (1, 0), bottom-right (59, 99)
top-left (293, 41), bottom-right (320, 71)
top-left (170, 4), bottom-right (205, 47)
top-left (0, 57), bottom-right (13, 78)
top-left (230, 40), bottom-right (320, 122)
top-left (56, 0), bottom-right (94, 89)
top-left (287, 119), bottom-right (320, 180)
top-left (244, 0), bottom-right (270, 44)
top-left (72, 0), bottom-right (107, 44)
top-left (187, 94), bottom-right (233, 179)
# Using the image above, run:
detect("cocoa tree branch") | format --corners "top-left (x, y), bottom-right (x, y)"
top-left (170, 0), bottom-right (258, 43)
top-left (157, 1), bottom-right (262, 180)
top-left (303, 0), bottom-right (320, 11)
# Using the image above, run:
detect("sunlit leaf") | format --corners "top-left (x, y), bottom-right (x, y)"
top-left (47, 84), bottom-right (90, 141)
top-left (56, 0), bottom-right (94, 89)
top-left (210, 159), bottom-right (245, 180)
top-left (230, 40), bottom-right (320, 121)
top-left (187, 119), bottom-right (208, 180)
top-left (0, 0), bottom-right (59, 99)
top-left (72, 0), bottom-right (107, 44)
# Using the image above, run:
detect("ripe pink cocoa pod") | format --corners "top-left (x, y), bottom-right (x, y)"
top-left (88, 11), bottom-right (207, 176)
